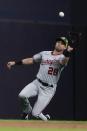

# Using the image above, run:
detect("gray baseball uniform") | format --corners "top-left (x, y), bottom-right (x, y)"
top-left (34, 51), bottom-right (66, 85)
top-left (19, 51), bottom-right (66, 120)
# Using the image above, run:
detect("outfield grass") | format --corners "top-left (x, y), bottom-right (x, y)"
top-left (0, 127), bottom-right (87, 131)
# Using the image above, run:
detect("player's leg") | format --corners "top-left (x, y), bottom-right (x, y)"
top-left (18, 80), bottom-right (38, 119)
top-left (32, 85), bottom-right (56, 121)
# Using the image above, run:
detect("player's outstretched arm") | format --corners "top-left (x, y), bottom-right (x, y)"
top-left (7, 57), bottom-right (34, 69)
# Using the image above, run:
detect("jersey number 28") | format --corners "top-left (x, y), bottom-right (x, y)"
top-left (48, 67), bottom-right (58, 76)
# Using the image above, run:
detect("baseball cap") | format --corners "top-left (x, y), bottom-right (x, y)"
top-left (56, 37), bottom-right (68, 47)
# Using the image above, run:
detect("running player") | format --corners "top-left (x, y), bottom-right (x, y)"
top-left (7, 37), bottom-right (73, 121)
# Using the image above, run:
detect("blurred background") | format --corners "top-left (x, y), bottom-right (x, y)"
top-left (0, 0), bottom-right (87, 120)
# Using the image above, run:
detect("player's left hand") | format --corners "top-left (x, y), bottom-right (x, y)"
top-left (7, 61), bottom-right (15, 70)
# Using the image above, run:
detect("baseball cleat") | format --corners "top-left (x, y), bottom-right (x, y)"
top-left (21, 113), bottom-right (28, 120)
top-left (45, 114), bottom-right (50, 120)
top-left (25, 114), bottom-right (29, 120)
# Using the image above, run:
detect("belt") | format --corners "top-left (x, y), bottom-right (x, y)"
top-left (37, 78), bottom-right (53, 87)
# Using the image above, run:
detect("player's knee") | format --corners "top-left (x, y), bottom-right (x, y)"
top-left (18, 92), bottom-right (26, 99)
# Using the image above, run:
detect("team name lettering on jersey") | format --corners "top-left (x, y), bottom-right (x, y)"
top-left (41, 59), bottom-right (58, 65)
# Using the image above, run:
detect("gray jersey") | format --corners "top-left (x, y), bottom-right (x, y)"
top-left (33, 51), bottom-right (66, 85)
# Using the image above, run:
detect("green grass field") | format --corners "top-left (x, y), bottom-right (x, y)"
top-left (0, 127), bottom-right (87, 131)
top-left (0, 120), bottom-right (87, 131)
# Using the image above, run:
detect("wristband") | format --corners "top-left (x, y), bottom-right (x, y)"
top-left (15, 61), bottom-right (23, 65)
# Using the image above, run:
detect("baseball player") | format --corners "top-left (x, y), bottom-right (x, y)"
top-left (7, 37), bottom-right (73, 121)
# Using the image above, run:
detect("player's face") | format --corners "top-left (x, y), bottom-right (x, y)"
top-left (55, 41), bottom-right (66, 52)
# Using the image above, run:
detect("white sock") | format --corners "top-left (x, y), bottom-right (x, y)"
top-left (38, 113), bottom-right (48, 121)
